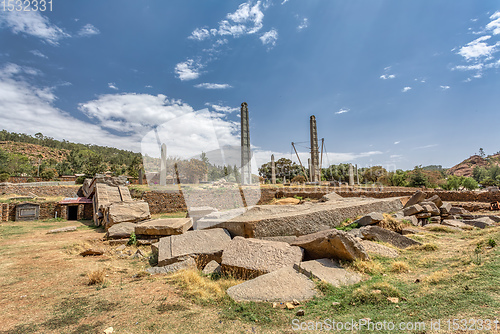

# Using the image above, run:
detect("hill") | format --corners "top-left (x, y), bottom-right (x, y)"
top-left (0, 141), bottom-right (69, 163)
top-left (448, 154), bottom-right (500, 177)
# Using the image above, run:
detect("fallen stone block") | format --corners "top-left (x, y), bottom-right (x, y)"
top-left (106, 201), bottom-right (150, 229)
top-left (258, 236), bottom-right (298, 244)
top-left (401, 227), bottom-right (421, 235)
top-left (106, 222), bottom-right (137, 240)
top-left (426, 195), bottom-right (443, 208)
top-left (135, 218), bottom-right (192, 237)
top-left (404, 190), bottom-right (426, 208)
top-left (147, 257), bottom-right (196, 275)
top-left (47, 226), bottom-right (78, 234)
top-left (226, 267), bottom-right (317, 302)
top-left (403, 204), bottom-right (424, 216)
top-left (429, 216), bottom-right (441, 224)
top-left (360, 226), bottom-right (421, 249)
top-left (354, 212), bottom-right (384, 227)
top-left (360, 240), bottom-right (399, 258)
top-left (157, 228), bottom-right (231, 268)
top-left (198, 197), bottom-right (404, 238)
top-left (221, 237), bottom-right (303, 278)
top-left (463, 218), bottom-right (495, 229)
top-left (275, 198), bottom-right (301, 205)
top-left (294, 258), bottom-right (362, 287)
top-left (416, 212), bottom-right (431, 219)
top-left (420, 202), bottom-right (440, 216)
top-left (450, 207), bottom-right (470, 215)
top-left (202, 260), bottom-right (221, 275)
top-left (291, 229), bottom-right (369, 261)
top-left (442, 219), bottom-right (467, 229)
top-left (188, 206), bottom-right (218, 228)
top-left (440, 202), bottom-right (452, 215)
top-left (400, 215), bottom-right (418, 226)
top-left (80, 248), bottom-right (104, 256)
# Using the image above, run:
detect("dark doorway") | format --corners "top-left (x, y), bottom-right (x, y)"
top-left (67, 206), bottom-right (78, 220)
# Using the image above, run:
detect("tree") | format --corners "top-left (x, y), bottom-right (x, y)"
top-left (179, 158), bottom-right (207, 183)
top-left (408, 166), bottom-right (428, 187)
top-left (292, 175), bottom-right (306, 184)
top-left (479, 148), bottom-right (485, 158)
top-left (462, 177), bottom-right (479, 190)
top-left (362, 166), bottom-right (387, 183)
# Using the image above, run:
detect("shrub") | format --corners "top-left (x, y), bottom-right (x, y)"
top-left (0, 172), bottom-right (9, 182)
top-left (87, 268), bottom-right (106, 285)
top-left (291, 175), bottom-right (306, 184)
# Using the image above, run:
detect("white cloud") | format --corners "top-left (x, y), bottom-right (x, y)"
top-left (394, 141), bottom-right (400, 145)
top-left (0, 63), bottom-right (138, 150)
top-left (336, 108), bottom-right (350, 114)
top-left (486, 11), bottom-right (500, 35)
top-left (189, 1), bottom-right (265, 40)
top-left (260, 28), bottom-right (278, 47)
top-left (440, 85), bottom-right (450, 90)
top-left (78, 23), bottom-right (100, 37)
top-left (281, 0), bottom-right (290, 4)
top-left (174, 59), bottom-right (202, 81)
top-left (30, 50), bottom-right (48, 59)
top-left (458, 35), bottom-right (498, 60)
top-left (413, 144), bottom-right (438, 150)
top-left (145, 85), bottom-right (153, 88)
top-left (108, 82), bottom-right (118, 90)
top-left (402, 86), bottom-right (412, 92)
top-left (206, 103), bottom-right (239, 113)
top-left (297, 18), bottom-right (308, 31)
top-left (189, 28), bottom-right (211, 41)
top-left (453, 63), bottom-right (484, 71)
top-left (380, 74), bottom-right (395, 80)
top-left (194, 83), bottom-right (232, 89)
top-left (0, 10), bottom-right (70, 45)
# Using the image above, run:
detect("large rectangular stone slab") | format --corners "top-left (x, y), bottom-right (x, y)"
top-left (135, 218), bottom-right (192, 236)
top-left (291, 229), bottom-right (369, 261)
top-left (226, 267), bottom-right (316, 302)
top-left (157, 228), bottom-right (231, 267)
top-left (199, 197), bottom-right (404, 238)
top-left (221, 237), bottom-right (303, 279)
top-left (106, 201), bottom-right (151, 229)
top-left (360, 226), bottom-right (421, 249)
top-left (294, 258), bottom-right (362, 287)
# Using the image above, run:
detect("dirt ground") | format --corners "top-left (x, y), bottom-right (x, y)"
top-left (0, 220), bottom-right (273, 334)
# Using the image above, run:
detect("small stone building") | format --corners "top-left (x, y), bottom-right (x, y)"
top-left (15, 202), bottom-right (40, 221)
top-left (58, 197), bottom-right (93, 220)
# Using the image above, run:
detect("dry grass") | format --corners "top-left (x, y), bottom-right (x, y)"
top-left (390, 261), bottom-right (410, 273)
top-left (377, 213), bottom-right (406, 233)
top-left (424, 269), bottom-right (451, 284)
top-left (166, 269), bottom-right (244, 302)
top-left (426, 225), bottom-right (457, 233)
top-left (86, 268), bottom-right (106, 285)
top-left (349, 259), bottom-right (384, 275)
top-left (410, 243), bottom-right (439, 251)
top-left (352, 281), bottom-right (401, 304)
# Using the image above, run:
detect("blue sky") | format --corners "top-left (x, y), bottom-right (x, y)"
top-left (1, 0), bottom-right (499, 173)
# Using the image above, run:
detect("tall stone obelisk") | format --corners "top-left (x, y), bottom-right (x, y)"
top-left (240, 102), bottom-right (252, 185)
top-left (310, 115), bottom-right (320, 183)
top-left (160, 143), bottom-right (167, 186)
top-left (271, 154), bottom-right (276, 184)
top-left (348, 163), bottom-right (354, 186)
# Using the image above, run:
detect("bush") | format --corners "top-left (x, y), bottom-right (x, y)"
top-left (75, 175), bottom-right (87, 184)
top-left (0, 172), bottom-right (9, 182)
top-left (291, 175), bottom-right (306, 184)
top-left (462, 177), bottom-right (479, 190)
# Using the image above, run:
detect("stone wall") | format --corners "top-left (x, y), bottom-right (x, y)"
top-left (7, 176), bottom-right (76, 183)
top-left (0, 184), bottom-right (80, 197)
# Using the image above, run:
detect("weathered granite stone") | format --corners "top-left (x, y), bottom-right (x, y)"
top-left (441, 219), bottom-right (467, 229)
top-left (157, 228), bottom-right (231, 267)
top-left (47, 226), bottom-right (78, 234)
top-left (463, 217), bottom-right (496, 229)
top-left (404, 190), bottom-right (426, 208)
top-left (226, 267), bottom-right (317, 302)
top-left (429, 216), bottom-right (441, 224)
top-left (202, 260), bottom-right (221, 275)
top-left (107, 201), bottom-right (150, 229)
top-left (106, 222), bottom-right (137, 239)
top-left (294, 258), bottom-right (362, 287)
top-left (402, 227), bottom-right (421, 235)
top-left (426, 195), bottom-right (443, 208)
top-left (360, 240), bottom-right (399, 258)
top-left (450, 207), bottom-right (470, 215)
top-left (319, 192), bottom-right (344, 202)
top-left (80, 248), bottom-right (104, 256)
top-left (147, 257), bottom-right (196, 274)
top-left (291, 229), bottom-right (369, 261)
top-left (403, 204), bottom-right (424, 216)
top-left (440, 202), bottom-right (452, 215)
top-left (221, 237), bottom-right (303, 278)
top-left (416, 212), bottom-right (432, 219)
top-left (419, 202), bottom-right (440, 216)
top-left (360, 226), bottom-right (421, 249)
top-left (135, 218), bottom-right (192, 236)
top-left (354, 212), bottom-right (384, 227)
